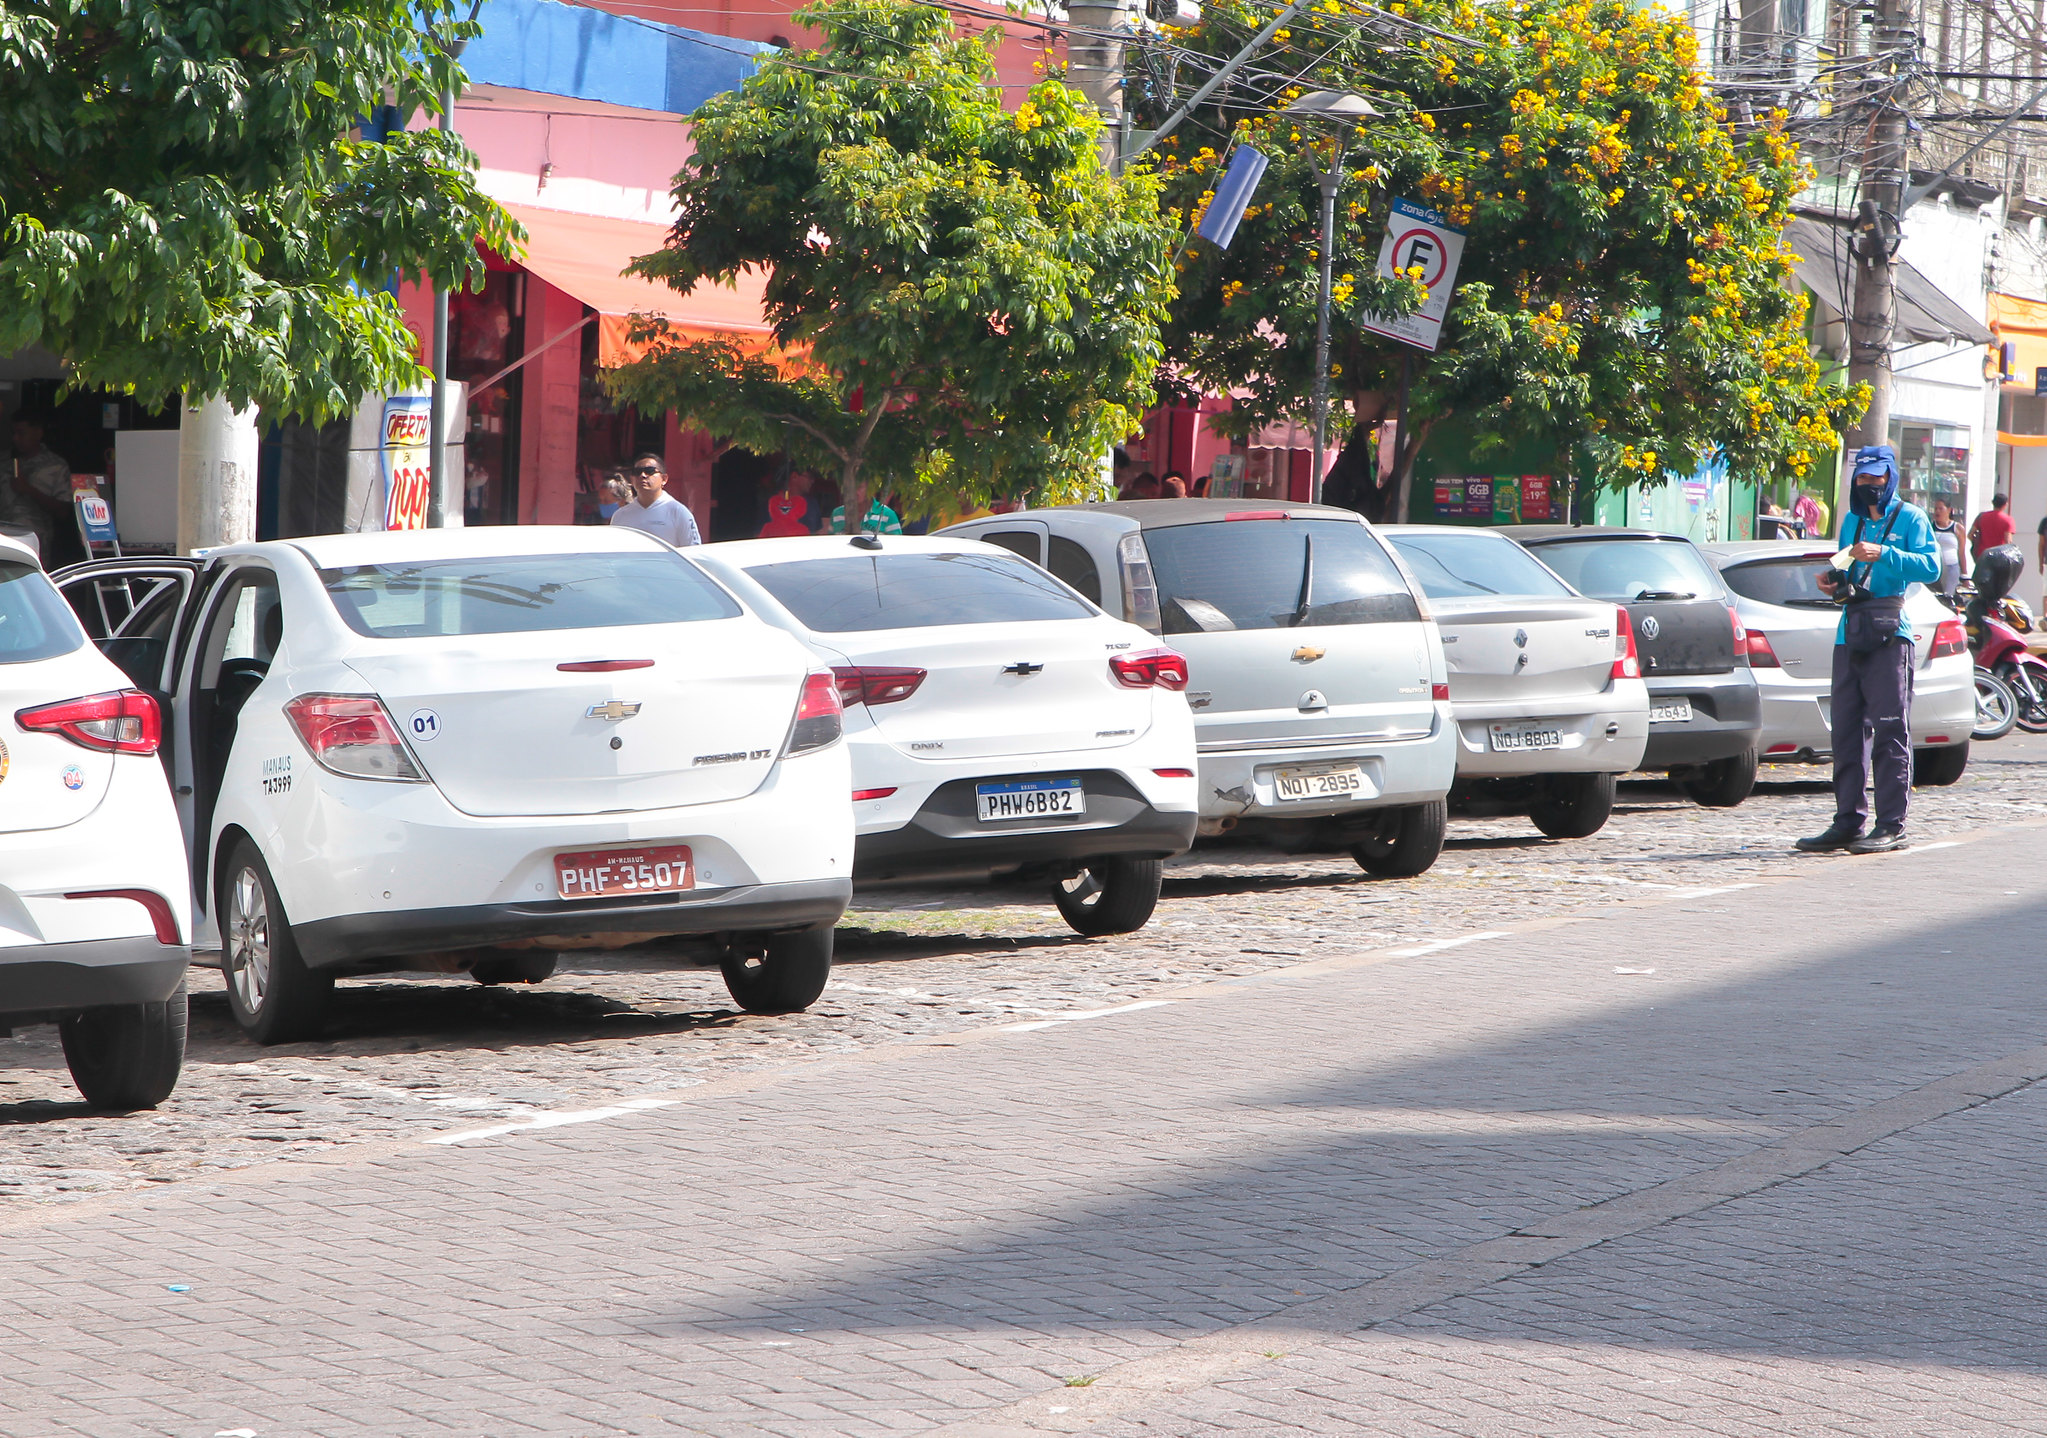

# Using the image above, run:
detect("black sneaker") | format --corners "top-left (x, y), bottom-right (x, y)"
top-left (1848, 824), bottom-right (1907, 854)
top-left (1795, 822), bottom-right (1864, 853)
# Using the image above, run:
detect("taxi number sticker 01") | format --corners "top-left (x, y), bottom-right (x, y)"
top-left (262, 755), bottom-right (293, 795)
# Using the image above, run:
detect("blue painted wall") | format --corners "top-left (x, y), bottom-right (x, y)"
top-left (464, 0), bottom-right (771, 115)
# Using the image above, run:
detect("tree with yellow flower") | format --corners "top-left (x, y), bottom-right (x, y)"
top-left (1139, 0), bottom-right (1863, 518)
top-left (611, 0), bottom-right (1176, 515)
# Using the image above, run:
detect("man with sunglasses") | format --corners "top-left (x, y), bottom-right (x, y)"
top-left (608, 451), bottom-right (701, 547)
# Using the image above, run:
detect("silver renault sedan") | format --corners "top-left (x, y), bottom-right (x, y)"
top-left (1702, 540), bottom-right (1974, 786)
top-left (1385, 526), bottom-right (1649, 838)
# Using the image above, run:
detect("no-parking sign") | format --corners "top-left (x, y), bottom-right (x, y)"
top-left (1360, 198), bottom-right (1467, 352)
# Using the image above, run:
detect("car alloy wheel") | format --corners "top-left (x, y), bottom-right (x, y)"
top-left (225, 865), bottom-right (273, 1015)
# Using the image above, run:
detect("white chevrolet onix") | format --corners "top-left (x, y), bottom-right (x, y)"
top-left (55, 528), bottom-right (851, 1044)
top-left (692, 534), bottom-right (1199, 935)
top-left (1, 536), bottom-right (191, 1107)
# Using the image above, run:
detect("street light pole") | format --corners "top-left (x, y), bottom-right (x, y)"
top-left (1310, 162), bottom-right (1339, 507)
top-left (1283, 90), bottom-right (1379, 508)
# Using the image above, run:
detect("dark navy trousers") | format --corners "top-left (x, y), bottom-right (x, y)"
top-left (1831, 640), bottom-right (1915, 830)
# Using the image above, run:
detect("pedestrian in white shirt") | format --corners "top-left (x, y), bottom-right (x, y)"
top-left (608, 452), bottom-right (701, 547)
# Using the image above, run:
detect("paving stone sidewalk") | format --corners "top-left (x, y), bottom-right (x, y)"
top-left (4, 817), bottom-right (2047, 1436)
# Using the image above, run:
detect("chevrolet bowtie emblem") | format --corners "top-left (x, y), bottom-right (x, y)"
top-left (587, 700), bottom-right (641, 721)
top-left (1291, 646), bottom-right (1325, 663)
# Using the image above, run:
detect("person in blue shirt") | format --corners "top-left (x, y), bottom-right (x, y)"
top-left (1796, 444), bottom-right (1941, 854)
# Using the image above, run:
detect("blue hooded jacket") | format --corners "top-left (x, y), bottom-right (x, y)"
top-left (1832, 444), bottom-right (1939, 642)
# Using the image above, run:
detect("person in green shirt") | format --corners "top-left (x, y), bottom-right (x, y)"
top-left (826, 497), bottom-right (903, 535)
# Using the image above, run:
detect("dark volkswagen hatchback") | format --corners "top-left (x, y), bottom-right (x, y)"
top-left (1506, 527), bottom-right (1764, 807)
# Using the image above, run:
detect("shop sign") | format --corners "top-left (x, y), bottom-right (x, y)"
top-left (381, 397), bottom-right (434, 531)
top-left (1462, 477), bottom-right (1493, 518)
top-left (1492, 476), bottom-right (1522, 523)
top-left (1434, 478), bottom-right (1467, 515)
top-left (1520, 475), bottom-right (1553, 521)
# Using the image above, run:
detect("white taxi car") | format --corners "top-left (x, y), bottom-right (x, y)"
top-left (942, 501), bottom-right (1456, 877)
top-left (1384, 526), bottom-right (1649, 838)
top-left (1, 535), bottom-right (191, 1107)
top-left (693, 534), bottom-right (1199, 935)
top-left (56, 528), bottom-right (851, 1044)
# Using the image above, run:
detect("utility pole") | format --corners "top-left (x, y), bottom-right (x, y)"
top-left (1845, 0), bottom-right (1916, 463)
top-left (1067, 0), bottom-right (1134, 169)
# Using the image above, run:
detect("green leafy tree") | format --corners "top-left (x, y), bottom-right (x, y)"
top-left (608, 0), bottom-right (1176, 517)
top-left (1141, 0), bottom-right (1862, 518)
top-left (0, 0), bottom-right (519, 420)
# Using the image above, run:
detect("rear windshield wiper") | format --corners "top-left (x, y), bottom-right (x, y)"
top-left (1291, 533), bottom-right (1315, 627)
top-left (1632, 589), bottom-right (1695, 601)
top-left (1782, 597), bottom-right (1841, 608)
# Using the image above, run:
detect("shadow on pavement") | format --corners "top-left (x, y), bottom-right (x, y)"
top-left (620, 880), bottom-right (2047, 1378)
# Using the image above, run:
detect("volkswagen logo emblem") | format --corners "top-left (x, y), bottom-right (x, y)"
top-left (1640, 616), bottom-right (1661, 640)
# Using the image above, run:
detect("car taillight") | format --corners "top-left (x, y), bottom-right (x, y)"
top-left (16, 689), bottom-right (161, 755)
top-left (557, 659), bottom-right (655, 672)
top-left (1116, 532), bottom-right (1161, 634)
top-left (1930, 619), bottom-right (1968, 658)
top-left (1742, 628), bottom-right (1781, 668)
top-left (63, 888), bottom-right (182, 945)
top-left (1612, 607), bottom-right (1641, 680)
top-left (1431, 682), bottom-right (1450, 701)
top-left (831, 665), bottom-right (926, 707)
top-left (284, 694), bottom-right (426, 781)
top-left (784, 671), bottom-right (843, 755)
top-left (852, 787), bottom-right (897, 801)
top-left (1153, 767), bottom-right (1194, 778)
top-left (1110, 647), bottom-right (1190, 691)
top-left (1224, 510), bottom-right (1290, 521)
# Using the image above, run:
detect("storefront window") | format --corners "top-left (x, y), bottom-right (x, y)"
top-left (1890, 420), bottom-right (1968, 510)
top-left (446, 270), bottom-right (524, 526)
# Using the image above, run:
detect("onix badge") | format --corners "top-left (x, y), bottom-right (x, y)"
top-left (587, 700), bottom-right (642, 722)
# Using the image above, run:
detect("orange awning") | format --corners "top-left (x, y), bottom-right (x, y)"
top-left (500, 203), bottom-right (773, 367)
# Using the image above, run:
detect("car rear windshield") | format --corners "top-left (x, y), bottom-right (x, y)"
top-left (1141, 519), bottom-right (1421, 633)
top-left (1522, 538), bottom-right (1722, 603)
top-left (320, 553), bottom-right (741, 638)
top-left (743, 551), bottom-right (1097, 632)
top-left (0, 561), bottom-right (86, 664)
top-left (1389, 531), bottom-right (1574, 599)
top-left (1718, 556), bottom-right (1842, 607)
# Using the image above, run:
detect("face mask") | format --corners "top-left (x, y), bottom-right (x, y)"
top-left (1852, 483), bottom-right (1886, 513)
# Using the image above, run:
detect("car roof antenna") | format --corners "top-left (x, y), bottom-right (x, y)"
top-left (849, 532), bottom-right (883, 550)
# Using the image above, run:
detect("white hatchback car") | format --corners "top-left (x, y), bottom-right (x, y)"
top-left (1385, 526), bottom-right (1649, 838)
top-left (0, 535), bottom-right (191, 1107)
top-left (1702, 540), bottom-right (1976, 786)
top-left (56, 528), bottom-right (852, 1044)
top-left (693, 534), bottom-right (1199, 935)
top-left (942, 501), bottom-right (1456, 877)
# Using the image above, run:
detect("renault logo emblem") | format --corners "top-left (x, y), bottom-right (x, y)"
top-left (587, 700), bottom-right (641, 722)
top-left (1513, 628), bottom-right (1528, 648)
top-left (1640, 616), bottom-right (1661, 640)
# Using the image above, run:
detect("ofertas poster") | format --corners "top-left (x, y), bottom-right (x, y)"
top-left (381, 397), bottom-right (434, 530)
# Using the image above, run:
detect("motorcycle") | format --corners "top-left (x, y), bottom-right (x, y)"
top-left (1960, 545), bottom-right (2047, 735)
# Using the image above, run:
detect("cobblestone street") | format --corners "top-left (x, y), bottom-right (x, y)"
top-left (6, 737), bottom-right (2044, 1200)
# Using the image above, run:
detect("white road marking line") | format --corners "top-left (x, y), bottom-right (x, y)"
top-left (423, 1097), bottom-right (678, 1146)
top-left (1661, 882), bottom-right (1760, 899)
top-left (1382, 931), bottom-right (1508, 959)
top-left (1904, 841), bottom-right (1962, 854)
top-left (1003, 999), bottom-right (1175, 1033)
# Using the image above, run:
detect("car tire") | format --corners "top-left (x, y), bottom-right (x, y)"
top-left (721, 923), bottom-right (833, 1014)
top-left (1052, 857), bottom-right (1164, 937)
top-left (1350, 799), bottom-right (1448, 878)
top-left (58, 982), bottom-right (188, 1109)
top-left (470, 952), bottom-right (558, 986)
top-left (1975, 667), bottom-right (2018, 740)
top-left (1912, 740), bottom-right (1970, 787)
top-left (1680, 746), bottom-right (1757, 808)
top-left (219, 839), bottom-right (333, 1045)
top-left (1530, 772), bottom-right (1618, 840)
